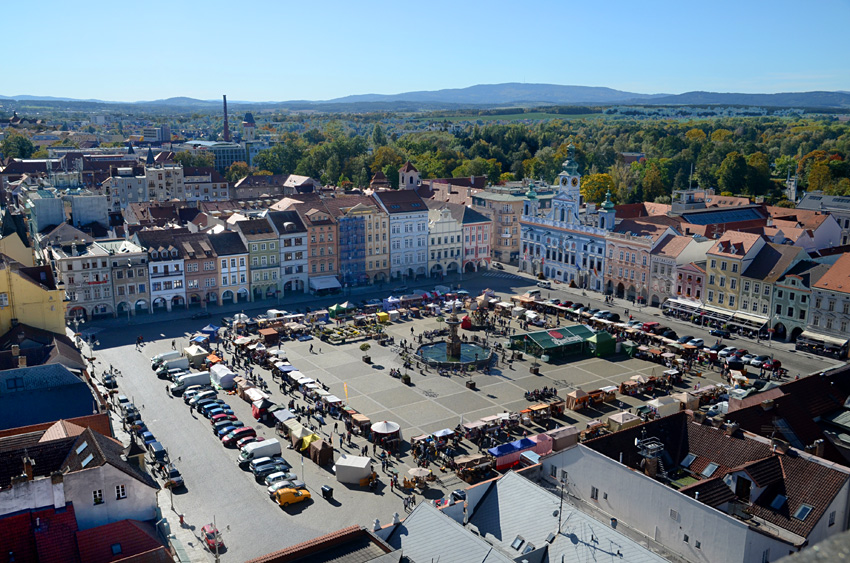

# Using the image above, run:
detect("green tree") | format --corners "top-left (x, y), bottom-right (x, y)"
top-left (225, 161), bottom-right (251, 182)
top-left (173, 150), bottom-right (214, 168)
top-left (717, 152), bottom-right (748, 193)
top-left (0, 132), bottom-right (35, 159)
top-left (685, 128), bottom-right (707, 141)
top-left (642, 162), bottom-right (666, 201)
top-left (354, 166), bottom-right (368, 188)
top-left (372, 124), bottom-right (387, 147)
top-left (774, 155), bottom-right (797, 179)
top-left (745, 152), bottom-right (771, 195)
top-left (581, 173), bottom-right (614, 204)
top-left (807, 162), bottom-right (832, 192)
top-left (253, 142), bottom-right (303, 175)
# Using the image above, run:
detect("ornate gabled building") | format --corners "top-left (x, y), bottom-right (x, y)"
top-left (519, 145), bottom-right (614, 290)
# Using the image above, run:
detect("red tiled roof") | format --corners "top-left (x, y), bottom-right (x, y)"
top-left (76, 520), bottom-right (169, 563)
top-left (33, 505), bottom-right (80, 563)
top-left (813, 252), bottom-right (850, 293)
top-left (708, 231), bottom-right (763, 257)
top-left (245, 525), bottom-right (390, 563)
top-left (652, 234), bottom-right (692, 258)
top-left (399, 161), bottom-right (418, 173)
top-left (0, 512), bottom-right (38, 562)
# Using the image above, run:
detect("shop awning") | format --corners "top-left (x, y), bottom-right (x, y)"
top-left (799, 330), bottom-right (849, 347)
top-left (661, 298), bottom-right (702, 314)
top-left (731, 311), bottom-right (769, 329)
top-left (309, 275), bottom-right (342, 291)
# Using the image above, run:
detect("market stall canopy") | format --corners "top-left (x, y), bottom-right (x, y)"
top-left (201, 324), bottom-right (220, 333)
top-left (661, 352), bottom-right (676, 358)
top-left (275, 363), bottom-right (295, 372)
top-left (324, 395), bottom-right (342, 404)
top-left (309, 275), bottom-right (342, 291)
top-left (432, 428), bottom-right (454, 438)
top-left (566, 389), bottom-right (589, 399)
top-left (233, 313), bottom-right (249, 322)
top-left (630, 374), bottom-right (647, 384)
top-left (371, 420), bottom-right (400, 434)
top-left (270, 349), bottom-right (287, 357)
top-left (296, 377), bottom-right (314, 385)
top-left (273, 409), bottom-right (296, 423)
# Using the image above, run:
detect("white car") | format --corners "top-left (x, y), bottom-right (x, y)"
top-left (264, 471), bottom-right (298, 487)
top-left (593, 310), bottom-right (610, 318)
top-left (718, 346), bottom-right (737, 358)
top-left (687, 338), bottom-right (705, 348)
top-left (750, 355), bottom-right (770, 367)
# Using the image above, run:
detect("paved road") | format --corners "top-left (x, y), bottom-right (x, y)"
top-left (85, 267), bottom-right (841, 560)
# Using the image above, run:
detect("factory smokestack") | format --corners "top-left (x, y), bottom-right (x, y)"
top-left (222, 95), bottom-right (230, 141)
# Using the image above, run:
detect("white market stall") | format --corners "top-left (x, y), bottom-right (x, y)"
top-left (334, 454), bottom-right (372, 484)
top-left (210, 364), bottom-right (236, 389)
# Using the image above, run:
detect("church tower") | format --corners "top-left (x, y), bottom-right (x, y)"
top-left (556, 144), bottom-right (581, 204)
top-left (599, 190), bottom-right (616, 230)
top-left (242, 112), bottom-right (256, 142)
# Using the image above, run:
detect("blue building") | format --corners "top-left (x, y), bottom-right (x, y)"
top-left (519, 145), bottom-right (615, 290)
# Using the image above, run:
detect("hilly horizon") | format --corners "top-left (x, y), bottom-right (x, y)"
top-left (2, 83), bottom-right (849, 108)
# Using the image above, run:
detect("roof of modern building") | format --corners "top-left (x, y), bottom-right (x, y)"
top-left (741, 243), bottom-right (806, 283)
top-left (678, 205), bottom-right (767, 226)
top-left (585, 411), bottom-right (850, 541)
top-left (208, 231), bottom-right (248, 256)
top-left (0, 364), bottom-right (96, 431)
top-left (797, 192), bottom-right (850, 212)
top-left (266, 210), bottom-right (307, 234)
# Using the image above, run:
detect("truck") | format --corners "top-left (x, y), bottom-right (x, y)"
top-left (156, 357), bottom-right (190, 377)
top-left (238, 439), bottom-right (281, 468)
top-left (151, 350), bottom-right (181, 369)
top-left (170, 371), bottom-right (210, 395)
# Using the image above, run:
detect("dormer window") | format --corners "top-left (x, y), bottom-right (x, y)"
top-left (151, 250), bottom-right (158, 259)
top-left (171, 249), bottom-right (178, 258)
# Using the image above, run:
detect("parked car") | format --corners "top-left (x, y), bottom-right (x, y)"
top-left (687, 338), bottom-right (705, 348)
top-left (562, 301), bottom-right (573, 308)
top-left (661, 329), bottom-right (678, 340)
top-left (740, 354), bottom-right (756, 365)
top-left (625, 320), bottom-right (642, 328)
top-left (592, 310), bottom-right (610, 318)
top-left (732, 349), bottom-right (749, 358)
top-left (140, 431), bottom-right (157, 446)
top-left (206, 407), bottom-right (235, 419)
top-left (192, 310), bottom-right (211, 319)
top-left (256, 464), bottom-right (295, 484)
top-left (201, 401), bottom-right (229, 417)
top-left (274, 487), bottom-right (311, 508)
top-left (641, 322), bottom-right (660, 332)
top-left (718, 346), bottom-right (737, 358)
top-left (395, 285), bottom-right (409, 293)
top-left (237, 436), bottom-right (263, 450)
top-left (586, 309), bottom-right (600, 317)
top-left (677, 335), bottom-right (695, 344)
top-left (492, 262), bottom-right (504, 270)
top-left (763, 359), bottom-right (783, 370)
top-left (215, 421), bottom-right (245, 437)
top-left (604, 312), bottom-right (621, 323)
top-left (569, 303), bottom-right (583, 310)
top-left (210, 413), bottom-right (237, 425)
top-left (709, 328), bottom-right (732, 338)
top-left (751, 355), bottom-right (770, 367)
top-left (163, 464), bottom-right (184, 489)
top-left (102, 374), bottom-right (117, 389)
top-left (223, 427), bottom-right (256, 447)
top-left (201, 524), bottom-right (224, 551)
top-left (650, 325), bottom-right (668, 335)
top-left (709, 343), bottom-right (726, 353)
top-left (267, 479), bottom-right (307, 498)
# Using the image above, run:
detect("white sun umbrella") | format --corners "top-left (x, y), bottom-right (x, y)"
top-left (371, 420), bottom-right (400, 435)
top-left (408, 467), bottom-right (430, 478)
top-left (233, 313), bottom-right (249, 322)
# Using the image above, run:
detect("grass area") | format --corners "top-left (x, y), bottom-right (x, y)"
top-left (419, 112), bottom-right (602, 123)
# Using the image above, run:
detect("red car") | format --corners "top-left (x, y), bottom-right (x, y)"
top-left (201, 524), bottom-right (224, 551)
top-left (733, 349), bottom-right (748, 357)
top-left (763, 359), bottom-right (782, 370)
top-left (210, 413), bottom-right (236, 426)
top-left (237, 436), bottom-right (264, 450)
top-left (222, 427), bottom-right (255, 447)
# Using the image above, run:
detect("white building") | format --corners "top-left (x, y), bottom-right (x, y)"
top-left (519, 145), bottom-right (614, 291)
top-left (268, 210), bottom-right (309, 295)
top-left (183, 166), bottom-right (230, 203)
top-left (133, 230), bottom-right (187, 312)
top-left (99, 238), bottom-right (151, 317)
top-left (209, 231), bottom-right (250, 305)
top-left (427, 202), bottom-right (463, 278)
top-left (374, 190), bottom-right (429, 281)
top-left (539, 413), bottom-right (850, 563)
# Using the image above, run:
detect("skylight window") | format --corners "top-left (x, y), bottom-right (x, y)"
top-left (681, 453), bottom-right (697, 468)
top-left (81, 453), bottom-right (94, 468)
top-left (701, 462), bottom-right (719, 478)
top-left (794, 504), bottom-right (813, 521)
top-left (76, 442), bottom-right (88, 455)
top-left (770, 495), bottom-right (787, 510)
top-left (511, 536), bottom-right (525, 550)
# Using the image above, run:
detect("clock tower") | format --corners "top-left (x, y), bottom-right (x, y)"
top-left (556, 143), bottom-right (581, 204)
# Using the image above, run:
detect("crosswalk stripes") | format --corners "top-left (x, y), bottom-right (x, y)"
top-left (483, 271), bottom-right (527, 281)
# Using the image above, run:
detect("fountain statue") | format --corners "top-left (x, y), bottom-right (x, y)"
top-left (416, 306), bottom-right (492, 368)
top-left (445, 310), bottom-right (462, 360)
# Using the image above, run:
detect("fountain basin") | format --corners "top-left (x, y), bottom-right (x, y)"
top-left (416, 341), bottom-right (492, 368)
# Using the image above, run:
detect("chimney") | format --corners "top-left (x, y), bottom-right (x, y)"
top-left (814, 439), bottom-right (825, 458)
top-left (22, 456), bottom-right (34, 481)
top-left (18, 356), bottom-right (26, 368)
top-left (51, 473), bottom-right (65, 509)
top-left (724, 422), bottom-right (740, 437)
top-left (11, 344), bottom-right (19, 357)
top-left (693, 411), bottom-right (706, 424)
top-left (761, 399), bottom-right (775, 411)
top-left (222, 95), bottom-right (230, 142)
top-left (644, 457), bottom-right (658, 478)
top-left (771, 437), bottom-right (790, 455)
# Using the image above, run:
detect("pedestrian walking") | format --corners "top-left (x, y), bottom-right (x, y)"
top-left (171, 340), bottom-right (176, 350)
top-left (403, 497), bottom-right (409, 511)
top-left (390, 479), bottom-right (394, 493)
top-left (339, 434), bottom-right (344, 449)
top-left (310, 343), bottom-right (314, 354)
top-left (166, 385), bottom-right (171, 397)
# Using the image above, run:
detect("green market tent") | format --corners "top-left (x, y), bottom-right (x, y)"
top-left (329, 302), bottom-right (356, 318)
top-left (621, 339), bottom-right (639, 357)
top-left (510, 325), bottom-right (594, 359)
top-left (587, 331), bottom-right (616, 358)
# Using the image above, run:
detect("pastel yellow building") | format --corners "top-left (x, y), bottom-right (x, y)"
top-left (0, 254), bottom-right (66, 335)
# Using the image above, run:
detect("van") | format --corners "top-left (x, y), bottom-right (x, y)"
top-left (156, 357), bottom-right (190, 377)
top-left (171, 372), bottom-right (211, 394)
top-left (239, 440), bottom-right (281, 467)
top-left (151, 350), bottom-right (181, 369)
top-left (524, 289), bottom-right (542, 299)
top-left (165, 368), bottom-right (190, 382)
top-left (147, 441), bottom-right (167, 464)
top-left (536, 281), bottom-right (551, 289)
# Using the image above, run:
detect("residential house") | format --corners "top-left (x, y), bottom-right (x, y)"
top-left (208, 231), bottom-right (250, 305)
top-left (0, 255), bottom-right (65, 334)
top-left (235, 217), bottom-right (279, 301)
top-left (232, 174), bottom-right (290, 200)
top-left (804, 253), bottom-right (850, 359)
top-left (98, 239), bottom-right (150, 319)
top-left (676, 262), bottom-right (706, 302)
top-left (323, 195), bottom-right (390, 286)
top-left (649, 234), bottom-right (692, 307)
top-left (542, 412), bottom-right (850, 563)
top-left (737, 244), bottom-right (808, 333)
top-left (772, 260), bottom-right (830, 342)
top-left (426, 201), bottom-right (463, 279)
top-left (374, 189), bottom-right (429, 282)
top-left (0, 207), bottom-right (35, 266)
top-left (767, 205), bottom-right (842, 253)
top-left (0, 322), bottom-right (86, 372)
top-left (42, 224), bottom-right (114, 321)
top-left (267, 210), bottom-right (308, 295)
top-left (796, 192), bottom-right (850, 246)
top-left (133, 229), bottom-right (188, 313)
top-left (173, 233), bottom-right (218, 308)
top-left (183, 166), bottom-right (229, 202)
top-left (704, 231), bottom-right (766, 316)
top-left (605, 219), bottom-right (677, 303)
top-left (520, 148), bottom-right (614, 291)
top-left (461, 205), bottom-right (492, 272)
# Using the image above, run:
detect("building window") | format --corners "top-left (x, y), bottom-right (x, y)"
top-left (709, 275), bottom-right (715, 285)
top-left (762, 304), bottom-right (768, 315)
top-left (718, 293), bottom-right (725, 305)
top-left (813, 315), bottom-right (820, 326)
top-left (730, 278), bottom-right (737, 290)
top-left (115, 485), bottom-right (126, 500)
top-left (829, 511), bottom-right (837, 527)
top-left (721, 261), bottom-right (727, 271)
top-left (842, 321), bottom-right (848, 333)
top-left (828, 301), bottom-right (835, 312)
top-left (743, 281), bottom-right (750, 292)
top-left (710, 259), bottom-right (716, 269)
top-left (729, 295), bottom-right (735, 308)
top-left (683, 534), bottom-right (689, 543)
top-left (743, 300), bottom-right (749, 310)
top-left (732, 263), bottom-right (738, 273)
top-left (590, 486), bottom-right (599, 501)
top-left (707, 290), bottom-right (714, 302)
top-left (93, 489), bottom-right (104, 505)
top-left (826, 318), bottom-right (833, 330)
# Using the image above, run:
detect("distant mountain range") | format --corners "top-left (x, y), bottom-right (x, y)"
top-left (2, 83), bottom-right (850, 109)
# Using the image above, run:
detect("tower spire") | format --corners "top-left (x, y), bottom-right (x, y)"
top-left (222, 95), bottom-right (230, 142)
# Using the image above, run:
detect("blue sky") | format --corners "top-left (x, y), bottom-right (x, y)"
top-left (6, 0), bottom-right (849, 101)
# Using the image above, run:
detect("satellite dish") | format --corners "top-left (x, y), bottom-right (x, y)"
top-left (553, 510), bottom-right (559, 517)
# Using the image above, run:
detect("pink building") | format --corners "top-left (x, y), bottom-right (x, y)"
top-left (676, 262), bottom-right (706, 302)
top-left (462, 207), bottom-right (492, 272)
